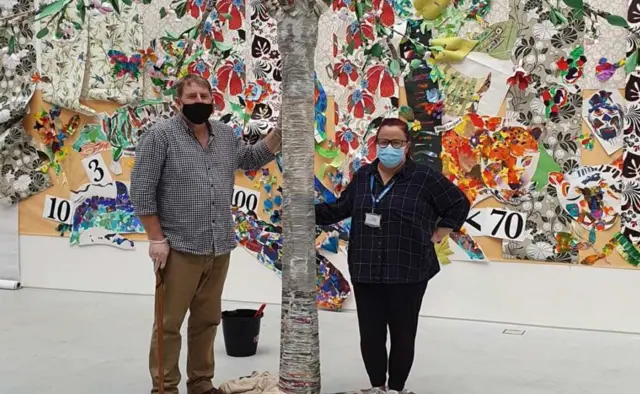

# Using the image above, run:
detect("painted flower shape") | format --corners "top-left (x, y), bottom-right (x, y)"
top-left (346, 19), bottom-right (375, 50)
top-left (334, 59), bottom-right (358, 87)
top-left (186, 0), bottom-right (207, 19)
top-left (217, 0), bottom-right (244, 30)
top-left (212, 89), bottom-right (226, 111)
top-left (347, 88), bottom-right (376, 118)
top-left (507, 68), bottom-right (533, 91)
top-left (373, 0), bottom-right (395, 27)
top-left (336, 127), bottom-right (360, 154)
top-left (188, 60), bottom-right (211, 79)
top-left (216, 59), bottom-right (245, 96)
top-left (243, 79), bottom-right (273, 112)
top-left (365, 65), bottom-right (395, 98)
top-left (332, 0), bottom-right (355, 11)
top-left (200, 19), bottom-right (225, 49)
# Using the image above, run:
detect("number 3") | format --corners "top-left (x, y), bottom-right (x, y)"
top-left (88, 159), bottom-right (104, 183)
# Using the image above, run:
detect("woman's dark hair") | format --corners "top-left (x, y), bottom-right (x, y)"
top-left (376, 117), bottom-right (413, 158)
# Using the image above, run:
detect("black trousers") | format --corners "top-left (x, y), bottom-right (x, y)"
top-left (353, 281), bottom-right (428, 391)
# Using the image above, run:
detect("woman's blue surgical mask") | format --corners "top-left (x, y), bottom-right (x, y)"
top-left (377, 145), bottom-right (405, 167)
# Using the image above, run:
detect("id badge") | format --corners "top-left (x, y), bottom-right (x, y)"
top-left (365, 212), bottom-right (381, 228)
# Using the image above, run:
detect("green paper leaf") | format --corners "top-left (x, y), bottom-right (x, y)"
top-left (143, 0), bottom-right (152, 4)
top-left (76, 0), bottom-right (85, 23)
top-left (410, 59), bottom-right (422, 69)
top-left (35, 0), bottom-right (73, 21)
top-left (175, 1), bottom-right (187, 18)
top-left (626, 50), bottom-right (639, 74)
top-left (532, 141), bottom-right (562, 191)
top-left (604, 14), bottom-right (629, 28)
top-left (159, 7), bottom-right (168, 18)
top-left (561, 0), bottom-right (584, 9)
top-left (36, 27), bottom-right (50, 39)
top-left (122, 0), bottom-right (132, 5)
top-left (106, 0), bottom-right (120, 14)
top-left (345, 40), bottom-right (355, 55)
top-left (389, 59), bottom-right (400, 76)
top-left (368, 43), bottom-right (383, 58)
top-left (222, 13), bottom-right (232, 20)
top-left (315, 145), bottom-right (340, 159)
top-left (8, 36), bottom-right (15, 53)
top-left (72, 21), bottom-right (82, 30)
top-left (214, 40), bottom-right (233, 51)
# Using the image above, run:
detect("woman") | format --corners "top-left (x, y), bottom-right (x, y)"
top-left (316, 118), bottom-right (470, 394)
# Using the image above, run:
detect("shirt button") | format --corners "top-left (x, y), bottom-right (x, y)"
top-left (211, 184), bottom-right (214, 187)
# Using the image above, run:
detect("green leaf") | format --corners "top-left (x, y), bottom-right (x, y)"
top-left (105, 0), bottom-right (120, 14)
top-left (222, 13), bottom-right (232, 20)
top-left (72, 21), bottom-right (82, 30)
top-left (36, 27), bottom-right (49, 39)
top-left (345, 40), bottom-right (355, 55)
top-left (561, 0), bottom-right (583, 9)
top-left (76, 0), bottom-right (85, 23)
top-left (35, 0), bottom-right (73, 21)
top-left (389, 59), bottom-right (400, 76)
top-left (604, 14), bottom-right (629, 28)
top-left (368, 43), bottom-right (383, 58)
top-left (355, 1), bottom-right (364, 19)
top-left (8, 36), bottom-right (15, 53)
top-left (549, 9), bottom-right (558, 25)
top-left (175, 1), bottom-right (187, 18)
top-left (410, 59), bottom-right (422, 69)
top-left (143, 0), bottom-right (152, 4)
top-left (122, 0), bottom-right (132, 5)
top-left (160, 7), bottom-right (168, 18)
top-left (215, 40), bottom-right (233, 51)
top-left (626, 50), bottom-right (639, 74)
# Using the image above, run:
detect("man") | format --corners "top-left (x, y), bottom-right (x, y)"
top-left (130, 74), bottom-right (281, 394)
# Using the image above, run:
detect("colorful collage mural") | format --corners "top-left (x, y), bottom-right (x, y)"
top-left (0, 0), bottom-right (639, 294)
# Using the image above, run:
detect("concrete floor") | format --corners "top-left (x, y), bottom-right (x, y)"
top-left (1, 289), bottom-right (638, 394)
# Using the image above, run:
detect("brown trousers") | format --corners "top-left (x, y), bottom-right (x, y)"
top-left (149, 249), bottom-right (230, 394)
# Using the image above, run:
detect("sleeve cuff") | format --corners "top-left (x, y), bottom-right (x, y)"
top-left (256, 139), bottom-right (275, 162)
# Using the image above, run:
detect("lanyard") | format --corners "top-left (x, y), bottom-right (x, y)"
top-left (370, 175), bottom-right (396, 210)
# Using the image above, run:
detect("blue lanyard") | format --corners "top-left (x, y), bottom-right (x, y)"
top-left (370, 175), bottom-right (396, 210)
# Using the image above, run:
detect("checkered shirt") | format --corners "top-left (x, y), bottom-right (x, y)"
top-left (130, 116), bottom-right (274, 256)
top-left (316, 160), bottom-right (470, 284)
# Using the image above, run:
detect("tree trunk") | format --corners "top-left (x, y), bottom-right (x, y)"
top-left (273, 0), bottom-right (321, 392)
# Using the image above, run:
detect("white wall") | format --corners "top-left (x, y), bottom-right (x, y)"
top-left (19, 235), bottom-right (640, 333)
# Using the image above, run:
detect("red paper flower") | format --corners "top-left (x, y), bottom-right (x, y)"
top-left (336, 127), bottom-right (360, 154)
top-left (216, 59), bottom-right (245, 96)
top-left (187, 60), bottom-right (211, 79)
top-left (212, 89), bottom-right (226, 111)
top-left (334, 59), bottom-right (359, 87)
top-left (200, 19), bottom-right (224, 50)
top-left (345, 19), bottom-right (375, 50)
top-left (373, 0), bottom-right (395, 27)
top-left (365, 64), bottom-right (395, 97)
top-left (186, 0), bottom-right (207, 19)
top-left (217, 0), bottom-right (244, 30)
top-left (347, 88), bottom-right (376, 118)
top-left (507, 69), bottom-right (533, 91)
top-left (365, 135), bottom-right (378, 162)
top-left (332, 0), bottom-right (355, 11)
top-left (556, 57), bottom-right (569, 71)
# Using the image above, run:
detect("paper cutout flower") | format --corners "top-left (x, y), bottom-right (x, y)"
top-left (216, 58), bottom-right (245, 95)
top-left (595, 57), bottom-right (623, 83)
top-left (347, 88), bottom-right (375, 118)
top-left (346, 19), bottom-right (375, 50)
top-left (336, 127), bottom-right (360, 154)
top-left (243, 80), bottom-right (273, 112)
top-left (217, 0), bottom-right (244, 30)
top-left (334, 59), bottom-right (358, 87)
top-left (555, 46), bottom-right (587, 84)
top-left (187, 59), bottom-right (211, 79)
top-left (186, 0), bottom-right (207, 18)
top-left (507, 66), bottom-right (533, 91)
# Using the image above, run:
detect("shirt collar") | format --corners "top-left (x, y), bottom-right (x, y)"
top-left (177, 115), bottom-right (213, 136)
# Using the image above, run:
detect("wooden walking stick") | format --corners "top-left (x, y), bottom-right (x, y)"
top-left (155, 270), bottom-right (165, 394)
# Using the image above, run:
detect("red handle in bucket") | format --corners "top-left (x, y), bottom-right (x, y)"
top-left (255, 303), bottom-right (266, 318)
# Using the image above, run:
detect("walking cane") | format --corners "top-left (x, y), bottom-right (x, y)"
top-left (155, 270), bottom-right (165, 394)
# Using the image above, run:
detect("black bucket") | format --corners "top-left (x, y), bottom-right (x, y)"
top-left (221, 309), bottom-right (262, 357)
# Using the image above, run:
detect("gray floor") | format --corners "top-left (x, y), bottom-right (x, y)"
top-left (1, 289), bottom-right (638, 394)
